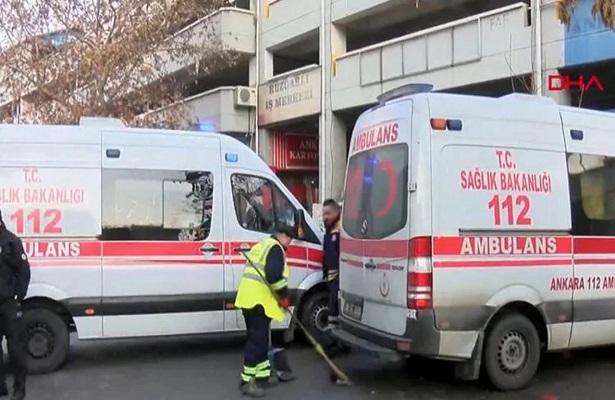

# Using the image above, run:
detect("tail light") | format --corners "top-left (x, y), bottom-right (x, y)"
top-left (407, 236), bottom-right (433, 310)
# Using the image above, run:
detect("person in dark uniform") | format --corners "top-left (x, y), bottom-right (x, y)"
top-left (322, 199), bottom-right (341, 331)
top-left (234, 226), bottom-right (294, 398)
top-left (0, 210), bottom-right (30, 400)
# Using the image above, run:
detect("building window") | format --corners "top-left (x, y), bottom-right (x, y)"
top-left (568, 153), bottom-right (615, 236)
top-left (102, 169), bottom-right (214, 241)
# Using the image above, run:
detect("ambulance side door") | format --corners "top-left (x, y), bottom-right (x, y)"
top-left (223, 167), bottom-right (315, 331)
top-left (562, 110), bottom-right (615, 348)
top-left (100, 132), bottom-right (225, 337)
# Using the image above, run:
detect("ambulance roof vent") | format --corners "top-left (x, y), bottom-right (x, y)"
top-left (377, 83), bottom-right (434, 104)
top-left (79, 116), bottom-right (126, 127)
top-left (498, 93), bottom-right (556, 104)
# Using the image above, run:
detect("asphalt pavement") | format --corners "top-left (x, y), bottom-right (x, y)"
top-left (19, 334), bottom-right (615, 400)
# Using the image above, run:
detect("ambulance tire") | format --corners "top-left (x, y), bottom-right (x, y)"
top-left (482, 312), bottom-right (541, 391)
top-left (23, 308), bottom-right (70, 375)
top-left (299, 291), bottom-right (332, 347)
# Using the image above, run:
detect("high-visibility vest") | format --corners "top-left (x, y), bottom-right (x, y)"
top-left (234, 237), bottom-right (290, 321)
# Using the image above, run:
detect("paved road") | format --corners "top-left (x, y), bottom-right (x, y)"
top-left (20, 335), bottom-right (615, 400)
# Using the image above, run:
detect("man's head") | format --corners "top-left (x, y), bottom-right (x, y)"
top-left (322, 198), bottom-right (341, 229)
top-left (274, 225), bottom-right (294, 249)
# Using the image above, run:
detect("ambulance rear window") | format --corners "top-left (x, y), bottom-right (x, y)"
top-left (343, 143), bottom-right (409, 239)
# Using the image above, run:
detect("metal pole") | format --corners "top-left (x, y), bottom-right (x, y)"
top-left (254, 0), bottom-right (262, 154)
top-left (318, 0), bottom-right (326, 203)
top-left (531, 0), bottom-right (543, 95)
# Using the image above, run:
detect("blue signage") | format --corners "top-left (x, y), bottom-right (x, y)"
top-left (565, 0), bottom-right (615, 66)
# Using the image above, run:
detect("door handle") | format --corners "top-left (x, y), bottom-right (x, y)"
top-left (200, 245), bottom-right (220, 253)
top-left (364, 260), bottom-right (377, 270)
top-left (233, 244), bottom-right (252, 252)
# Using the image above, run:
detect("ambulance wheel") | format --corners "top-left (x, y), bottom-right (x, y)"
top-left (299, 291), bottom-right (332, 346)
top-left (482, 312), bottom-right (540, 391)
top-left (23, 308), bottom-right (70, 375)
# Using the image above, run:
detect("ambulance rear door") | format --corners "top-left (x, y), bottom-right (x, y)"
top-left (340, 98), bottom-right (413, 336)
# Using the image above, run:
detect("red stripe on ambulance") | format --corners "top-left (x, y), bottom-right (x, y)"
top-left (24, 240), bottom-right (323, 269)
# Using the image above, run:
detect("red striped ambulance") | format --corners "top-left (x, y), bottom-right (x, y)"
top-left (333, 84), bottom-right (615, 391)
top-left (0, 118), bottom-right (325, 374)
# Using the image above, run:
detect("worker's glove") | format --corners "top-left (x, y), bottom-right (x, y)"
top-left (278, 297), bottom-right (290, 310)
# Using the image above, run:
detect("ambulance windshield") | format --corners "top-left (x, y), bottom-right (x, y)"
top-left (342, 143), bottom-right (409, 240)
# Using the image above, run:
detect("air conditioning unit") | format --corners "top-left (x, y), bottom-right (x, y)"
top-left (234, 86), bottom-right (257, 108)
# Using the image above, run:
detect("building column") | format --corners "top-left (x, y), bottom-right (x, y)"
top-left (251, 0), bottom-right (275, 161)
top-left (319, 10), bottom-right (347, 202)
top-left (543, 68), bottom-right (572, 105)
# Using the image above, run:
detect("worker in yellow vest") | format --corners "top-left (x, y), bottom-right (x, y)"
top-left (234, 226), bottom-right (294, 398)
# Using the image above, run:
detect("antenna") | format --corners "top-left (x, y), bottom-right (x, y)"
top-left (377, 83), bottom-right (434, 104)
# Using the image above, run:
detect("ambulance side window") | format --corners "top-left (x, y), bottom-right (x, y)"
top-left (101, 169), bottom-right (214, 241)
top-left (568, 153), bottom-right (615, 236)
top-left (231, 174), bottom-right (276, 233)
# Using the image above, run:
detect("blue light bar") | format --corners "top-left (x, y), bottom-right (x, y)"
top-left (446, 119), bottom-right (463, 131)
top-left (225, 153), bottom-right (239, 163)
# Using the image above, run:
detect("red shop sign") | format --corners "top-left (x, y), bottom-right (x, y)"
top-left (271, 132), bottom-right (318, 171)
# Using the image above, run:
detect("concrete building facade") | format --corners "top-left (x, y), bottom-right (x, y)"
top-left (198, 0), bottom-right (578, 211)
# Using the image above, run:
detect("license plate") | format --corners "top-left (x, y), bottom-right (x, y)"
top-left (342, 300), bottom-right (363, 320)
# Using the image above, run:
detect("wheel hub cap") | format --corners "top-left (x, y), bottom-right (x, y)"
top-left (497, 331), bottom-right (527, 373)
top-left (312, 304), bottom-right (328, 332)
top-left (27, 325), bottom-right (55, 359)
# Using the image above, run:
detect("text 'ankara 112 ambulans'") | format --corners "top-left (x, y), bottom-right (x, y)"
top-left (0, 167), bottom-right (101, 257)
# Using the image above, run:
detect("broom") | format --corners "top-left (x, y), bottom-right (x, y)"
top-left (239, 250), bottom-right (352, 385)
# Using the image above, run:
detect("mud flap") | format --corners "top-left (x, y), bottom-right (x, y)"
top-left (454, 331), bottom-right (484, 381)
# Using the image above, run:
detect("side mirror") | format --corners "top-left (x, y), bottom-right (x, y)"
top-left (294, 209), bottom-right (305, 239)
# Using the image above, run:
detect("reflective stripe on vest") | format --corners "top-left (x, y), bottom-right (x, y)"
top-left (242, 238), bottom-right (288, 291)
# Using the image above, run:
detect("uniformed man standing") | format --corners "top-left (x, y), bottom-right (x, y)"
top-left (0, 210), bottom-right (30, 400)
top-left (322, 199), bottom-right (341, 331)
top-left (234, 226), bottom-right (294, 398)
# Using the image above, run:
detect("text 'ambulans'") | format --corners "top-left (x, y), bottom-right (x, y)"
top-left (460, 236), bottom-right (558, 255)
top-left (350, 122), bottom-right (399, 154)
top-left (24, 241), bottom-right (80, 258)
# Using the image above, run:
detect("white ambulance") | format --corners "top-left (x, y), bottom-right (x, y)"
top-left (333, 84), bottom-right (615, 391)
top-left (0, 118), bottom-right (327, 374)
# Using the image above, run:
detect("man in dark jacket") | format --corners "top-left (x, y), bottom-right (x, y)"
top-left (0, 210), bottom-right (30, 400)
top-left (322, 199), bottom-right (341, 331)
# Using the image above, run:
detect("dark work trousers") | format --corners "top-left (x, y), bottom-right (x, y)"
top-left (327, 277), bottom-right (339, 324)
top-left (0, 298), bottom-right (26, 389)
top-left (241, 305), bottom-right (272, 384)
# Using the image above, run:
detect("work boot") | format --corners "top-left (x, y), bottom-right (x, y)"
top-left (241, 380), bottom-right (265, 398)
top-left (263, 376), bottom-right (278, 388)
top-left (276, 370), bottom-right (296, 382)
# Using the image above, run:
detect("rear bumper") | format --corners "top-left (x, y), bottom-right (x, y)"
top-left (332, 311), bottom-right (441, 359)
